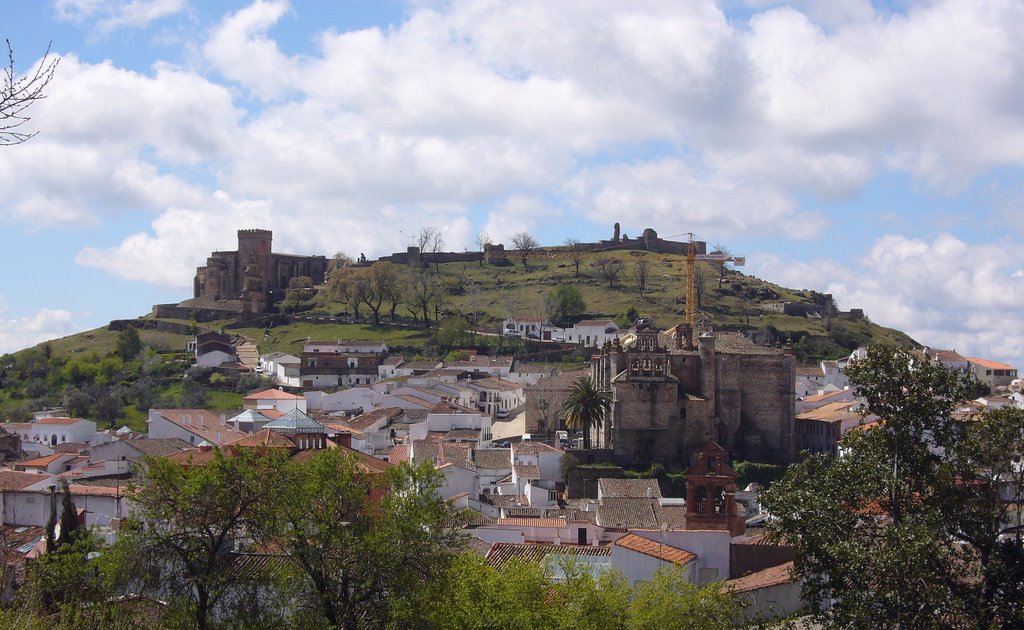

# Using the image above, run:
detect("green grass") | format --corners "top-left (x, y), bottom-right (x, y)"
top-left (230, 322), bottom-right (432, 356)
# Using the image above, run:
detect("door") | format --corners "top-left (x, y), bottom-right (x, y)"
top-left (577, 527), bottom-right (587, 545)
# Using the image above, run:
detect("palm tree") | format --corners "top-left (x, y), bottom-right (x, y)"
top-left (561, 376), bottom-right (611, 450)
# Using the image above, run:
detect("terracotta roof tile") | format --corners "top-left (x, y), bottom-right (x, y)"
top-left (243, 388), bottom-right (304, 400)
top-left (0, 471), bottom-right (49, 491)
top-left (513, 464), bottom-right (540, 479)
top-left (485, 542), bottom-right (611, 569)
top-left (496, 517), bottom-right (567, 528)
top-left (724, 561), bottom-right (796, 593)
top-left (35, 417), bottom-right (90, 425)
top-left (599, 478), bottom-right (662, 499)
top-left (613, 533), bottom-right (696, 565)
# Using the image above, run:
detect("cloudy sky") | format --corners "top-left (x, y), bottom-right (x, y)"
top-left (2, 0), bottom-right (1023, 367)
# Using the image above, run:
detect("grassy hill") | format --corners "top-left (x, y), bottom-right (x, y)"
top-left (0, 248), bottom-right (916, 424)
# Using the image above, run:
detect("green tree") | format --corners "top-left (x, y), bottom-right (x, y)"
top-left (561, 376), bottom-right (611, 450)
top-left (115, 326), bottom-right (142, 361)
top-left (113, 449), bottom-right (290, 630)
top-left (510, 231), bottom-right (538, 269)
top-left (545, 285), bottom-right (586, 327)
top-left (763, 346), bottom-right (1024, 628)
top-left (628, 566), bottom-right (740, 629)
top-left (179, 377), bottom-right (208, 408)
top-left (56, 480), bottom-right (81, 548)
top-left (268, 452), bottom-right (461, 629)
top-left (436, 316), bottom-right (471, 357)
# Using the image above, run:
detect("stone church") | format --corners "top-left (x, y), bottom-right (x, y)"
top-left (590, 320), bottom-right (794, 466)
top-left (192, 229), bottom-right (328, 316)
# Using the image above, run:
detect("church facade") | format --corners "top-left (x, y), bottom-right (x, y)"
top-left (590, 321), bottom-right (794, 466)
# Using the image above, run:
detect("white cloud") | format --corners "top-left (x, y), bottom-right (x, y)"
top-left (755, 234), bottom-right (1024, 367)
top-left (54, 0), bottom-right (187, 33)
top-left (0, 302), bottom-right (81, 355)
top-left (483, 196), bottom-right (560, 244)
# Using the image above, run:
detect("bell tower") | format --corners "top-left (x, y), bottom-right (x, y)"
top-left (684, 442), bottom-right (745, 536)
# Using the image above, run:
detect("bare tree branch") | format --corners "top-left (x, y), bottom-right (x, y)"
top-left (2, 40), bottom-right (59, 146)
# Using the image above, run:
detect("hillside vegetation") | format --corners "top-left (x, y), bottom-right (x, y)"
top-left (1, 248), bottom-right (916, 424)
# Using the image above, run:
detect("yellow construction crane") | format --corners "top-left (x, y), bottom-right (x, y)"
top-left (681, 233), bottom-right (745, 328)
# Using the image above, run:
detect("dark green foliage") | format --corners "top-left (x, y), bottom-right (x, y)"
top-left (560, 452), bottom-right (580, 482)
top-left (545, 285), bottom-right (586, 326)
top-left (732, 461), bottom-right (783, 489)
top-left (56, 480), bottom-right (81, 548)
top-left (179, 378), bottom-right (208, 408)
top-left (763, 346), bottom-right (1024, 628)
top-left (561, 376), bottom-right (611, 450)
top-left (115, 327), bottom-right (142, 361)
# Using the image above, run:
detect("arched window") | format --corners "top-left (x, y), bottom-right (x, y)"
top-left (695, 485), bottom-right (707, 514)
top-left (714, 486), bottom-right (726, 514)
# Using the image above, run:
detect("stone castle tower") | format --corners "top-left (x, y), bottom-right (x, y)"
top-left (193, 229), bottom-right (328, 317)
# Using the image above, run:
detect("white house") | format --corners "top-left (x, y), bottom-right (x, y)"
top-left (5, 417), bottom-right (97, 448)
top-left (610, 532), bottom-right (698, 586)
top-left (467, 378), bottom-right (524, 417)
top-left (258, 352), bottom-right (301, 387)
top-left (147, 409), bottom-right (247, 446)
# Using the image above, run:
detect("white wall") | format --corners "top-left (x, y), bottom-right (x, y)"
top-left (197, 349), bottom-right (234, 368)
top-left (633, 529), bottom-right (731, 584)
top-left (611, 545), bottom-right (697, 586)
top-left (439, 464), bottom-right (477, 500)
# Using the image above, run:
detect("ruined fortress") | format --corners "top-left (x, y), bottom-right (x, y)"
top-left (190, 229), bottom-right (327, 316)
top-left (591, 320), bottom-right (794, 466)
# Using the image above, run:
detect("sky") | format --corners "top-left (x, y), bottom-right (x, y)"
top-left (2, 0), bottom-right (1023, 368)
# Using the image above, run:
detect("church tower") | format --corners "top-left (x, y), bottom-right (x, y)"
top-left (684, 442), bottom-right (745, 536)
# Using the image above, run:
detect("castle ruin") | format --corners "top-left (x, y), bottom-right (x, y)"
top-left (192, 229), bottom-right (328, 316)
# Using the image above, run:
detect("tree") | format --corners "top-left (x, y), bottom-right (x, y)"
top-left (179, 377), bottom-right (208, 408)
top-left (629, 566), bottom-right (741, 629)
top-left (475, 231), bottom-right (491, 267)
top-left (285, 275), bottom-right (315, 311)
top-left (632, 253), bottom-right (650, 299)
top-left (561, 376), bottom-right (611, 450)
top-left (710, 243), bottom-right (732, 288)
top-left (545, 285), bottom-right (586, 326)
top-left (115, 327), bottom-right (142, 361)
top-left (594, 256), bottom-right (623, 288)
top-left (2, 40), bottom-right (59, 146)
top-left (268, 452), bottom-right (461, 629)
top-left (329, 251), bottom-right (354, 272)
top-left (417, 226), bottom-right (445, 271)
top-left (360, 262), bottom-right (401, 326)
top-left (510, 231), bottom-right (538, 269)
top-left (763, 346), bottom-right (1024, 628)
top-left (405, 267), bottom-right (441, 327)
top-left (436, 316), bottom-right (471, 357)
top-left (692, 261), bottom-right (708, 307)
top-left (326, 266), bottom-right (362, 319)
top-left (114, 449), bottom-right (289, 630)
top-left (565, 238), bottom-right (585, 277)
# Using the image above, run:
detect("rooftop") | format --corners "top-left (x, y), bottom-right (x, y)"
top-left (243, 388), bottom-right (303, 401)
top-left (599, 478), bottom-right (662, 499)
top-left (724, 561), bottom-right (796, 593)
top-left (150, 409), bottom-right (248, 444)
top-left (485, 542), bottom-right (611, 569)
top-left (613, 533), bottom-right (696, 565)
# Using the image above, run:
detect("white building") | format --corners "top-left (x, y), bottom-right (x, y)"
top-left (243, 388), bottom-right (307, 414)
top-left (147, 409), bottom-right (247, 446)
top-left (258, 352), bottom-right (301, 387)
top-left (4, 417), bottom-right (97, 448)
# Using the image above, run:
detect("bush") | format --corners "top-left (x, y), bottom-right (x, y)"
top-left (733, 460), bottom-right (784, 489)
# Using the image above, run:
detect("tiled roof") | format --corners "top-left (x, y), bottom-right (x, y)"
top-left (653, 504), bottom-right (688, 529)
top-left (485, 542), bottom-right (611, 569)
top-left (35, 417), bottom-right (89, 425)
top-left (53, 442), bottom-right (90, 454)
top-left (724, 561), bottom-right (796, 593)
top-left (345, 407), bottom-right (404, 431)
top-left (445, 428), bottom-right (481, 440)
top-left (795, 365), bottom-right (825, 377)
top-left (513, 464), bottom-right (540, 479)
top-left (599, 478), bottom-right (662, 499)
top-left (966, 357), bottom-right (1017, 370)
top-left (67, 484), bottom-right (124, 497)
top-left (388, 444), bottom-right (409, 464)
top-left (797, 401), bottom-right (861, 423)
top-left (800, 390), bottom-right (848, 403)
top-left (0, 471), bottom-right (49, 491)
top-left (613, 533), bottom-right (696, 565)
top-left (244, 388), bottom-right (303, 400)
top-left (596, 497), bottom-right (659, 529)
top-left (123, 437), bottom-right (193, 458)
top-left (430, 400), bottom-right (479, 415)
top-left (444, 509), bottom-right (496, 529)
top-left (447, 355), bottom-right (514, 370)
top-left (485, 494), bottom-right (526, 508)
top-left (512, 441), bottom-right (563, 455)
top-left (16, 453), bottom-right (70, 468)
top-left (226, 429), bottom-right (295, 449)
top-left (473, 448), bottom-right (511, 470)
top-left (496, 517), bottom-right (567, 528)
top-left (471, 378), bottom-right (521, 391)
top-left (394, 394), bottom-right (435, 408)
top-left (151, 409), bottom-right (248, 444)
top-left (576, 319), bottom-right (616, 328)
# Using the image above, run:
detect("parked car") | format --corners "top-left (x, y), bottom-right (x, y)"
top-left (503, 329), bottom-right (521, 337)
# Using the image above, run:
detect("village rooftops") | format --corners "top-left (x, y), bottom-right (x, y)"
top-left (797, 401), bottom-right (865, 424)
top-left (344, 407), bottom-right (405, 431)
top-left (473, 448), bottom-right (512, 470)
top-left (0, 470), bottom-right (51, 491)
top-left (446, 355), bottom-right (514, 370)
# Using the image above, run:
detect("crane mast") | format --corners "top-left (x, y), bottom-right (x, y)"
top-left (683, 233), bottom-right (745, 328)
